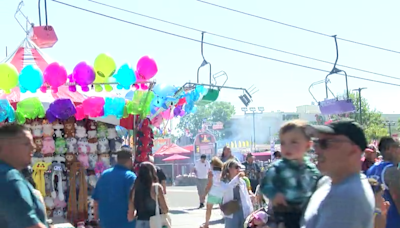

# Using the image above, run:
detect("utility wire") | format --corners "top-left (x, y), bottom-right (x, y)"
top-left (88, 0), bottom-right (400, 81)
top-left (196, 0), bottom-right (400, 55)
top-left (51, 0), bottom-right (400, 89)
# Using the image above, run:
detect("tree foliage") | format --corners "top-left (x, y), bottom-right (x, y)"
top-left (176, 101), bottom-right (236, 140)
top-left (337, 92), bottom-right (388, 141)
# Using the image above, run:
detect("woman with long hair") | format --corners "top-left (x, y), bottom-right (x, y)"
top-left (220, 146), bottom-right (239, 163)
top-left (128, 162), bottom-right (169, 228)
top-left (221, 160), bottom-right (253, 228)
top-left (200, 157), bottom-right (224, 228)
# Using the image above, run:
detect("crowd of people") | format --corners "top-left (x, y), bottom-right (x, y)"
top-left (192, 119), bottom-right (400, 228)
top-left (0, 118), bottom-right (399, 228)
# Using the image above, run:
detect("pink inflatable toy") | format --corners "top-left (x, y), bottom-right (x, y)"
top-left (41, 62), bottom-right (68, 93)
top-left (70, 61), bottom-right (95, 92)
top-left (82, 97), bottom-right (105, 117)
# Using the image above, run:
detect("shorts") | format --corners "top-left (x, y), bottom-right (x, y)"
top-left (196, 178), bottom-right (208, 196)
top-left (207, 194), bottom-right (222, 204)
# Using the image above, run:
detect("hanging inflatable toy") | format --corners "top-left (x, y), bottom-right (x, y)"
top-left (19, 65), bottom-right (44, 93)
top-left (82, 97), bottom-right (105, 117)
top-left (0, 99), bottom-right (16, 123)
top-left (16, 97), bottom-right (46, 124)
top-left (93, 53), bottom-right (116, 92)
top-left (46, 99), bottom-right (77, 123)
top-left (135, 56), bottom-right (158, 90)
top-left (0, 63), bottom-right (19, 94)
top-left (41, 62), bottom-right (68, 93)
top-left (103, 97), bottom-right (126, 119)
top-left (69, 61), bottom-right (96, 92)
top-left (114, 63), bottom-right (136, 90)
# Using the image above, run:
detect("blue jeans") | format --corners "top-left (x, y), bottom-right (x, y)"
top-left (136, 220), bottom-right (150, 228)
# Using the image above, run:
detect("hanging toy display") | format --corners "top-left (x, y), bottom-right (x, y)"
top-left (134, 118), bottom-right (154, 172)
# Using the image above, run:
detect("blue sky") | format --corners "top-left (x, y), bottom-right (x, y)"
top-left (2, 0), bottom-right (400, 114)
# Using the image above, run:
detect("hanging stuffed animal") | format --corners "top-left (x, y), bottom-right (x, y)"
top-left (87, 174), bottom-right (97, 188)
top-left (88, 153), bottom-right (98, 170)
top-left (110, 152), bottom-right (118, 166)
top-left (54, 197), bottom-right (67, 209)
top-left (66, 137), bottom-right (78, 153)
top-left (98, 153), bottom-right (110, 167)
top-left (53, 154), bottom-right (66, 164)
top-left (97, 122), bottom-right (108, 138)
top-left (41, 137), bottom-right (55, 155)
top-left (55, 138), bottom-right (67, 155)
top-left (75, 121), bottom-right (87, 138)
top-left (109, 137), bottom-right (123, 152)
top-left (42, 119), bottom-right (54, 137)
top-left (32, 152), bottom-right (43, 166)
top-left (67, 162), bottom-right (88, 224)
top-left (106, 125), bottom-right (118, 139)
top-left (94, 161), bottom-right (106, 178)
top-left (43, 155), bottom-right (53, 164)
top-left (31, 119), bottom-right (44, 138)
top-left (52, 120), bottom-right (65, 138)
top-left (24, 119), bottom-right (32, 131)
top-left (63, 117), bottom-right (76, 138)
top-left (86, 120), bottom-right (97, 139)
top-left (97, 137), bottom-right (110, 153)
top-left (44, 173), bottom-right (52, 194)
top-left (88, 138), bottom-right (98, 153)
top-left (78, 153), bottom-right (89, 169)
top-left (32, 161), bottom-right (51, 196)
top-left (65, 153), bottom-right (77, 170)
top-left (34, 138), bottom-right (43, 153)
top-left (50, 163), bottom-right (66, 201)
top-left (44, 196), bottom-right (55, 212)
top-left (77, 138), bottom-right (90, 154)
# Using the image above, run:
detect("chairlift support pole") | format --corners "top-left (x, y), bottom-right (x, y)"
top-left (325, 35), bottom-right (350, 100)
top-left (197, 32), bottom-right (212, 84)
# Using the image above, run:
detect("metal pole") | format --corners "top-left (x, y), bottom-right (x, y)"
top-left (253, 111), bottom-right (256, 152)
top-left (389, 124), bottom-right (392, 136)
top-left (352, 88), bottom-right (367, 125)
top-left (359, 89), bottom-right (362, 125)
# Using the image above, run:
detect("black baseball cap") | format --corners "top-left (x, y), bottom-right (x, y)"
top-left (200, 154), bottom-right (207, 159)
top-left (306, 119), bottom-right (367, 151)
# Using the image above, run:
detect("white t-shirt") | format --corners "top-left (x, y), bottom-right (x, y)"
top-left (301, 174), bottom-right (374, 228)
top-left (194, 160), bottom-right (210, 179)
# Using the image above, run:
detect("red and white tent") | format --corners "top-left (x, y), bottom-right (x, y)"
top-left (0, 38), bottom-right (86, 103)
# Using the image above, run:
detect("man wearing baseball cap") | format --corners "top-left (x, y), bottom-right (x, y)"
top-left (301, 120), bottom-right (375, 228)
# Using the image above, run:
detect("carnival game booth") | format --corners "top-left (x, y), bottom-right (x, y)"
top-left (0, 42), bottom-right (212, 226)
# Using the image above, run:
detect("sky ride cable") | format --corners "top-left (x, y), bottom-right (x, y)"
top-left (51, 0), bottom-right (400, 89)
top-left (195, 0), bottom-right (400, 55)
top-left (87, 0), bottom-right (400, 82)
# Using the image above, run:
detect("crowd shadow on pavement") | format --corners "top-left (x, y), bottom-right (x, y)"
top-left (169, 209), bottom-right (189, 214)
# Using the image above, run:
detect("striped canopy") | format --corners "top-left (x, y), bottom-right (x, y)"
top-left (0, 38), bottom-right (86, 103)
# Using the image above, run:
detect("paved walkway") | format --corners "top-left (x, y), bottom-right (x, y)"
top-left (170, 207), bottom-right (225, 228)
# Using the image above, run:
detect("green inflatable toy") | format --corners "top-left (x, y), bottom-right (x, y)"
top-left (16, 97), bottom-right (45, 124)
top-left (93, 53), bottom-right (116, 92)
top-left (0, 63), bottom-right (19, 94)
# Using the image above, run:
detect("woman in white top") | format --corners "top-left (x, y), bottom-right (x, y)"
top-left (201, 157), bottom-right (224, 228)
top-left (221, 160), bottom-right (253, 228)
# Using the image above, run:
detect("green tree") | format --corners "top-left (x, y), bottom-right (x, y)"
top-left (337, 92), bottom-right (388, 141)
top-left (177, 101), bottom-right (236, 140)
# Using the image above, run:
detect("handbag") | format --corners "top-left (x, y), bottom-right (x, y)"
top-left (149, 184), bottom-right (171, 228)
top-left (220, 200), bottom-right (240, 215)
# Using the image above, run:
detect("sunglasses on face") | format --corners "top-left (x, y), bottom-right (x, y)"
top-left (312, 138), bottom-right (352, 149)
top-left (230, 165), bottom-right (240, 169)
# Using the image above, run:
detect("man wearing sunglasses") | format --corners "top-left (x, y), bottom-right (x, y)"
top-left (301, 120), bottom-right (375, 228)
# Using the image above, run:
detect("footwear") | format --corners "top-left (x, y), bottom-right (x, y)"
top-left (199, 203), bottom-right (205, 208)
